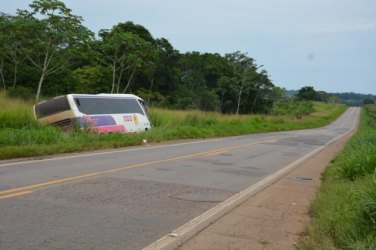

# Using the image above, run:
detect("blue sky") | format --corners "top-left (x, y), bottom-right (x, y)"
top-left (2, 0), bottom-right (376, 94)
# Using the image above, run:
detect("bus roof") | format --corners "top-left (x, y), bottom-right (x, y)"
top-left (96, 93), bottom-right (140, 99)
top-left (69, 93), bottom-right (142, 100)
top-left (34, 94), bottom-right (144, 107)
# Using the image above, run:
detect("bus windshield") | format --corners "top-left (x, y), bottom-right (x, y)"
top-left (73, 97), bottom-right (145, 115)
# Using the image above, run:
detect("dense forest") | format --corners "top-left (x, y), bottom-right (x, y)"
top-left (287, 90), bottom-right (376, 107)
top-left (331, 93), bottom-right (376, 107)
top-left (1, 0), bottom-right (372, 114)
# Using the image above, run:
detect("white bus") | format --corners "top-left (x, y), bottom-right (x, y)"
top-left (33, 94), bottom-right (152, 133)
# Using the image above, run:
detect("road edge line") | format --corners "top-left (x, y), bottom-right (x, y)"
top-left (143, 109), bottom-right (359, 250)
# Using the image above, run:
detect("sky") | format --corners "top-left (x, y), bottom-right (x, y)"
top-left (2, 0), bottom-right (376, 95)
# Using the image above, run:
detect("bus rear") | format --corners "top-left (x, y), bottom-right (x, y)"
top-left (33, 95), bottom-right (75, 131)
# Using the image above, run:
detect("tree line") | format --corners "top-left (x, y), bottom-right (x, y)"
top-left (1, 0), bottom-right (336, 114)
top-left (332, 92), bottom-right (376, 107)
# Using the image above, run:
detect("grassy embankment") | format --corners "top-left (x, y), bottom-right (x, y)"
top-left (0, 92), bottom-right (346, 160)
top-left (298, 104), bottom-right (376, 249)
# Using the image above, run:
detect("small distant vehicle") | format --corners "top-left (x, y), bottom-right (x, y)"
top-left (33, 94), bottom-right (152, 133)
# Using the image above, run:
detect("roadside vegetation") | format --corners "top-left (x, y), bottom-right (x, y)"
top-left (298, 104), bottom-right (376, 249)
top-left (0, 91), bottom-right (346, 160)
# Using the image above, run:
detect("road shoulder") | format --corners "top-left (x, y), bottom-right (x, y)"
top-left (178, 130), bottom-right (355, 250)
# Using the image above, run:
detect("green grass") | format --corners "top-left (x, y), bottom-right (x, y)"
top-left (0, 93), bottom-right (39, 129)
top-left (298, 105), bottom-right (376, 250)
top-left (147, 102), bottom-right (346, 140)
top-left (0, 91), bottom-right (347, 160)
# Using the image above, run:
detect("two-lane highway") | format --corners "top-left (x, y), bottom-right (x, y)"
top-left (0, 107), bottom-right (359, 249)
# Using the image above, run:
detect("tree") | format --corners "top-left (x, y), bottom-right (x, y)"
top-left (247, 69), bottom-right (274, 114)
top-left (0, 14), bottom-right (7, 89)
top-left (0, 13), bottom-right (28, 89)
top-left (115, 21), bottom-right (155, 44)
top-left (196, 89), bottom-right (219, 111)
top-left (97, 28), bottom-right (133, 93)
top-left (17, 0), bottom-right (94, 102)
top-left (202, 53), bottom-right (232, 89)
top-left (71, 65), bottom-right (111, 93)
top-left (270, 86), bottom-right (287, 102)
top-left (363, 97), bottom-right (375, 105)
top-left (296, 86), bottom-right (317, 101)
top-left (177, 52), bottom-right (207, 109)
top-left (152, 38), bottom-right (180, 94)
top-left (179, 52), bottom-right (206, 91)
top-left (217, 76), bottom-right (233, 112)
top-left (315, 91), bottom-right (333, 103)
top-left (97, 27), bottom-right (156, 94)
top-left (225, 51), bottom-right (258, 114)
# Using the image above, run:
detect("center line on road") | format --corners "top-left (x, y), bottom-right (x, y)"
top-left (204, 149), bottom-right (228, 156)
top-left (0, 137), bottom-right (281, 199)
top-left (0, 191), bottom-right (33, 200)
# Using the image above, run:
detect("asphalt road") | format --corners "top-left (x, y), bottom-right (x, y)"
top-left (0, 107), bottom-right (359, 250)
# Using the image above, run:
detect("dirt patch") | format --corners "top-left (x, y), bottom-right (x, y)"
top-left (179, 132), bottom-right (355, 250)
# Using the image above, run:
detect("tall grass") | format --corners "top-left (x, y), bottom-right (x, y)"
top-left (0, 92), bottom-right (65, 146)
top-left (0, 91), bottom-right (346, 160)
top-left (147, 102), bottom-right (346, 140)
top-left (0, 92), bottom-right (39, 129)
top-left (298, 104), bottom-right (376, 249)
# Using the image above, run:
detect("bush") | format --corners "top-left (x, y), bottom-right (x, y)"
top-left (337, 105), bottom-right (376, 181)
top-left (272, 99), bottom-right (293, 115)
top-left (0, 91), bottom-right (38, 129)
top-left (272, 99), bottom-right (314, 118)
top-left (338, 130), bottom-right (376, 181)
top-left (365, 104), bottom-right (376, 127)
top-left (293, 101), bottom-right (314, 119)
top-left (0, 110), bottom-right (39, 129)
top-left (355, 177), bottom-right (376, 225)
top-left (6, 86), bottom-right (34, 100)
